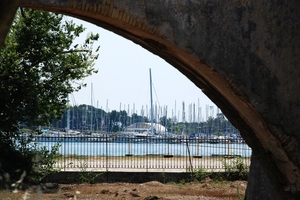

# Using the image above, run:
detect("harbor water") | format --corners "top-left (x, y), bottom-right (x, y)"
top-left (38, 141), bottom-right (252, 157)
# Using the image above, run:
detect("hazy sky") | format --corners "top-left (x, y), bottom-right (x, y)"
top-left (67, 17), bottom-right (216, 122)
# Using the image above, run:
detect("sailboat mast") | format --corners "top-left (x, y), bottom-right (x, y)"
top-left (67, 95), bottom-right (70, 130)
top-left (91, 83), bottom-right (93, 132)
top-left (149, 68), bottom-right (154, 135)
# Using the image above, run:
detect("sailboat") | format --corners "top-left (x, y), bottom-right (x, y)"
top-left (65, 95), bottom-right (81, 135)
top-left (35, 94), bottom-right (81, 142)
top-left (87, 83), bottom-right (114, 142)
top-left (121, 68), bottom-right (156, 144)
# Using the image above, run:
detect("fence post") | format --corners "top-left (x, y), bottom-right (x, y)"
top-left (106, 134), bottom-right (108, 171)
top-left (227, 139), bottom-right (230, 155)
top-left (146, 137), bottom-right (148, 172)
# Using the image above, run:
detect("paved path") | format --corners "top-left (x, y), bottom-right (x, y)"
top-left (56, 156), bottom-right (251, 172)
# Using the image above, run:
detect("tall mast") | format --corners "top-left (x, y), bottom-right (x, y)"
top-left (149, 68), bottom-right (154, 135)
top-left (66, 95), bottom-right (70, 130)
top-left (182, 101), bottom-right (186, 135)
top-left (90, 83), bottom-right (93, 132)
top-left (97, 100), bottom-right (99, 131)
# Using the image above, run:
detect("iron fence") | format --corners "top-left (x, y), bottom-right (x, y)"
top-left (35, 135), bottom-right (252, 172)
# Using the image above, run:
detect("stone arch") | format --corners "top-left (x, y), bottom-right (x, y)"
top-left (2, 0), bottom-right (300, 198)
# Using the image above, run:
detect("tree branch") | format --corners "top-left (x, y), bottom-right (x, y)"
top-left (62, 49), bottom-right (89, 54)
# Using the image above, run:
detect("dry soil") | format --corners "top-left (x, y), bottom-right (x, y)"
top-left (0, 178), bottom-right (247, 200)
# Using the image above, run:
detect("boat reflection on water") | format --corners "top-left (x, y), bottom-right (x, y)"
top-left (35, 132), bottom-right (245, 145)
top-left (35, 129), bottom-right (118, 143)
top-left (87, 133), bottom-right (114, 142)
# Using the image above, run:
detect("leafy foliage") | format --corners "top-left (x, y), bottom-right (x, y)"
top-left (31, 142), bottom-right (62, 182)
top-left (0, 132), bottom-right (61, 184)
top-left (0, 9), bottom-right (99, 183)
top-left (222, 157), bottom-right (249, 180)
top-left (0, 9), bottom-right (99, 132)
top-left (77, 161), bottom-right (103, 184)
top-left (190, 167), bottom-right (211, 182)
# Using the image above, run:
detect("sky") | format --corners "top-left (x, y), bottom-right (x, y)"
top-left (67, 17), bottom-right (216, 122)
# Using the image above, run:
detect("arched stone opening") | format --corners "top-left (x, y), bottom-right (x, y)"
top-left (2, 0), bottom-right (300, 198)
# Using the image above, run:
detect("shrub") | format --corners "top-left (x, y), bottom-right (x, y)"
top-left (222, 156), bottom-right (249, 180)
top-left (191, 167), bottom-right (211, 182)
top-left (0, 131), bottom-right (61, 186)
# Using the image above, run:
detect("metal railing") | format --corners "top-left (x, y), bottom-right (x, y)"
top-left (35, 135), bottom-right (252, 172)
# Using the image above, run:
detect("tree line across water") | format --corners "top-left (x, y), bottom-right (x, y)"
top-left (50, 104), bottom-right (240, 136)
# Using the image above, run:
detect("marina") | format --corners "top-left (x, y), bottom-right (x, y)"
top-left (32, 69), bottom-right (251, 172)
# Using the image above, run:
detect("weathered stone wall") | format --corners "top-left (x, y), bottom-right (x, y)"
top-left (0, 0), bottom-right (21, 48)
top-left (1, 0), bottom-right (300, 198)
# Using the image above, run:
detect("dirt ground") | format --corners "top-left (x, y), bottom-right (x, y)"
top-left (0, 179), bottom-right (247, 200)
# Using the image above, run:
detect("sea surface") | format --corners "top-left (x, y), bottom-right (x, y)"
top-left (38, 141), bottom-right (252, 157)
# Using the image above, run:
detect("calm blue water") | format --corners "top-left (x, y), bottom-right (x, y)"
top-left (38, 141), bottom-right (252, 157)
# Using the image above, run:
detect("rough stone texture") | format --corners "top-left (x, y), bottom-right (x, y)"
top-left (245, 155), bottom-right (278, 200)
top-left (0, 0), bottom-right (21, 48)
top-left (1, 0), bottom-right (300, 198)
